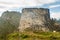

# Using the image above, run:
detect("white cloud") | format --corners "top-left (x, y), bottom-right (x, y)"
top-left (50, 12), bottom-right (60, 19)
top-left (0, 0), bottom-right (58, 13)
top-left (0, 0), bottom-right (58, 8)
top-left (49, 5), bottom-right (60, 8)
top-left (0, 0), bottom-right (58, 17)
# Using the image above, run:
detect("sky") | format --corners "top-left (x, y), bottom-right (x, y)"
top-left (0, 0), bottom-right (60, 19)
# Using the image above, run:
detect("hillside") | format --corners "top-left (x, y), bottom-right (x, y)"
top-left (0, 9), bottom-right (60, 40)
top-left (0, 11), bottom-right (21, 40)
top-left (1, 11), bottom-right (21, 28)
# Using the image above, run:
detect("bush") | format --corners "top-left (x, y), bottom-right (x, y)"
top-left (20, 34), bottom-right (29, 39)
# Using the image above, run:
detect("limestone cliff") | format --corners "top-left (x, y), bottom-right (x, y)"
top-left (19, 8), bottom-right (50, 32)
top-left (0, 11), bottom-right (21, 36)
top-left (1, 11), bottom-right (21, 31)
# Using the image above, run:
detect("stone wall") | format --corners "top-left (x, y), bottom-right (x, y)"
top-left (19, 8), bottom-right (50, 32)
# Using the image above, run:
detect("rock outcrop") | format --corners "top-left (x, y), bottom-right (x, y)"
top-left (1, 11), bottom-right (21, 31)
top-left (1, 11), bottom-right (21, 28)
top-left (19, 8), bottom-right (50, 32)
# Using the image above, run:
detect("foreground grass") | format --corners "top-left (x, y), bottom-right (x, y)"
top-left (1, 31), bottom-right (60, 40)
top-left (19, 31), bottom-right (60, 40)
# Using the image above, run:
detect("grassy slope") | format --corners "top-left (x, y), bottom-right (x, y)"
top-left (4, 31), bottom-right (60, 40)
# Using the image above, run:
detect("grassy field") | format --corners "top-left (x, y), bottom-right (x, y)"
top-left (1, 31), bottom-right (60, 40)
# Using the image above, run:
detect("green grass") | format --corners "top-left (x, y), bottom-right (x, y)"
top-left (1, 31), bottom-right (60, 40)
top-left (19, 31), bottom-right (60, 40)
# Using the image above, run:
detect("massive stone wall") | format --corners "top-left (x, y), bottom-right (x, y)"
top-left (19, 8), bottom-right (50, 32)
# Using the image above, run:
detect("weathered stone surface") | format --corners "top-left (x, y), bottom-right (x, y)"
top-left (19, 8), bottom-right (50, 32)
top-left (0, 11), bottom-right (21, 36)
top-left (1, 11), bottom-right (21, 27)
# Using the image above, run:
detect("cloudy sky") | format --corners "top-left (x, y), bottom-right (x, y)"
top-left (0, 0), bottom-right (60, 19)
